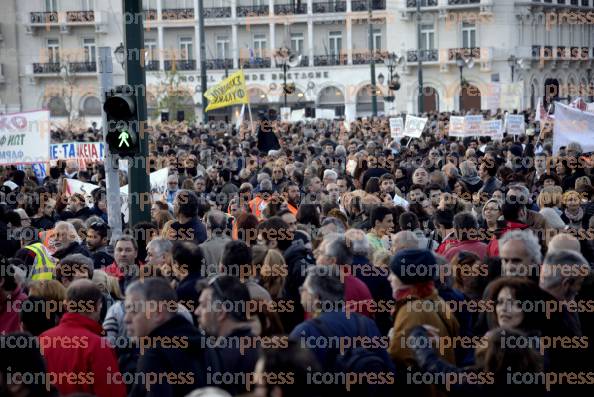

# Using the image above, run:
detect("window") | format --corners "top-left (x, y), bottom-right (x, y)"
top-left (142, 0), bottom-right (156, 9)
top-left (47, 39), bottom-right (60, 63)
top-left (216, 36), bottom-right (230, 59)
top-left (291, 32), bottom-right (304, 54)
top-left (420, 24), bottom-right (435, 50)
top-left (462, 22), bottom-right (476, 48)
top-left (145, 39), bottom-right (157, 61)
top-left (329, 31), bottom-right (342, 56)
top-left (253, 34), bottom-right (267, 58)
top-left (45, 0), bottom-right (58, 12)
top-left (81, 0), bottom-right (94, 11)
top-left (179, 37), bottom-right (193, 60)
top-left (83, 38), bottom-right (96, 63)
top-left (253, 0), bottom-right (265, 5)
top-left (373, 29), bottom-right (382, 50)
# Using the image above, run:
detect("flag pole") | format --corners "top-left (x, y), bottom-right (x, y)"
top-left (247, 102), bottom-right (255, 136)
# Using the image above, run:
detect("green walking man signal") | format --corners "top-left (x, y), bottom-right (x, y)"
top-left (104, 86), bottom-right (139, 157)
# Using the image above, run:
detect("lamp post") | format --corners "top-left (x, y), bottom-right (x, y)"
top-left (383, 52), bottom-right (402, 113)
top-left (114, 43), bottom-right (125, 69)
top-left (368, 0), bottom-right (377, 116)
top-left (507, 55), bottom-right (523, 83)
top-left (456, 53), bottom-right (474, 113)
top-left (416, 0), bottom-right (424, 114)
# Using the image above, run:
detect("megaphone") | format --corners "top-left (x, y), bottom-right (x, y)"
top-left (288, 54), bottom-right (302, 68)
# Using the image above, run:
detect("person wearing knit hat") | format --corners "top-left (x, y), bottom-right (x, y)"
top-left (387, 248), bottom-right (460, 395)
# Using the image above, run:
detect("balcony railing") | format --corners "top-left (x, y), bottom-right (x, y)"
top-left (164, 59), bottom-right (196, 71)
top-left (532, 45), bottom-right (542, 58)
top-left (32, 62), bottom-right (61, 74)
top-left (406, 0), bottom-right (438, 7)
top-left (407, 49), bottom-right (439, 62)
top-left (69, 62), bottom-right (96, 73)
top-left (352, 0), bottom-right (387, 11)
top-left (66, 11), bottom-right (95, 22)
top-left (145, 9), bottom-right (157, 20)
top-left (300, 55), bottom-right (309, 67)
top-left (240, 57), bottom-right (271, 69)
top-left (274, 3), bottom-right (308, 14)
top-left (146, 60), bottom-right (160, 71)
top-left (237, 5), bottom-right (269, 17)
top-left (447, 0), bottom-right (480, 4)
top-left (206, 59), bottom-right (234, 70)
top-left (314, 54), bottom-right (348, 66)
top-left (447, 47), bottom-right (481, 61)
top-left (313, 1), bottom-right (347, 13)
top-left (30, 12), bottom-right (59, 24)
top-left (204, 7), bottom-right (232, 18)
top-left (162, 8), bottom-right (194, 20)
top-left (352, 51), bottom-right (389, 64)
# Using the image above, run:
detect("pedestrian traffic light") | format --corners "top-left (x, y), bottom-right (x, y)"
top-left (104, 85), bottom-right (139, 157)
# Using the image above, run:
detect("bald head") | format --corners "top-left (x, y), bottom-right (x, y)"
top-left (548, 233), bottom-right (581, 254)
top-left (392, 230), bottom-right (420, 254)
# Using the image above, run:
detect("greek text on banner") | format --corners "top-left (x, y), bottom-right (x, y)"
top-left (204, 70), bottom-right (249, 112)
top-left (0, 110), bottom-right (50, 165)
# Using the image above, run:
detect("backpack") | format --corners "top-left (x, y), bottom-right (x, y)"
top-left (310, 314), bottom-right (396, 397)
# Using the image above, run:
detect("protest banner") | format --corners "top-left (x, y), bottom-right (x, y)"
top-left (204, 70), bottom-right (249, 112)
top-left (50, 142), bottom-right (105, 161)
top-left (553, 101), bottom-right (594, 155)
top-left (63, 179), bottom-right (100, 207)
top-left (316, 108), bottom-right (336, 120)
top-left (290, 109), bottom-right (305, 122)
top-left (280, 107), bottom-right (291, 122)
top-left (506, 114), bottom-right (526, 135)
top-left (480, 119), bottom-right (503, 140)
top-left (120, 168), bottom-right (169, 223)
top-left (389, 117), bottom-right (404, 139)
top-left (464, 115), bottom-right (484, 136)
top-left (449, 116), bottom-right (466, 137)
top-left (0, 110), bottom-right (50, 165)
top-left (403, 115), bottom-right (428, 138)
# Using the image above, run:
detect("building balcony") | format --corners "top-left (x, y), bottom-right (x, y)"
top-left (204, 7), bottom-right (232, 18)
top-left (161, 8), bottom-right (194, 20)
top-left (69, 62), bottom-right (96, 73)
top-left (352, 50), bottom-right (389, 64)
top-left (145, 9), bottom-right (157, 20)
top-left (406, 0), bottom-right (438, 7)
top-left (313, 1), bottom-right (347, 13)
top-left (66, 11), bottom-right (95, 23)
top-left (447, 47), bottom-right (482, 61)
top-left (240, 57), bottom-right (271, 68)
top-left (351, 0), bottom-right (387, 11)
top-left (299, 55), bottom-right (309, 67)
top-left (206, 59), bottom-right (234, 70)
top-left (447, 0), bottom-right (481, 5)
top-left (237, 5), bottom-right (269, 17)
top-left (314, 54), bottom-right (348, 66)
top-left (274, 3), bottom-right (308, 14)
top-left (164, 59), bottom-right (196, 71)
top-left (32, 62), bottom-right (61, 74)
top-left (30, 12), bottom-right (59, 24)
top-left (146, 60), bottom-right (160, 71)
top-left (407, 49), bottom-right (439, 62)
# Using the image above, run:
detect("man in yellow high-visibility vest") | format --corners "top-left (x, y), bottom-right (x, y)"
top-left (24, 242), bottom-right (57, 281)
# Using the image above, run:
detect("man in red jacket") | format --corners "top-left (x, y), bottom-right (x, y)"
top-left (39, 279), bottom-right (126, 397)
top-left (442, 212), bottom-right (487, 262)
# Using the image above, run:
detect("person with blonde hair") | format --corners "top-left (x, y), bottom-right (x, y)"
top-left (259, 248), bottom-right (287, 299)
top-left (561, 190), bottom-right (585, 229)
top-left (28, 279), bottom-right (66, 303)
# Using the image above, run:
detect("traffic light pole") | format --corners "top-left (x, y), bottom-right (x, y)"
top-left (123, 0), bottom-right (150, 226)
top-left (99, 47), bottom-right (123, 242)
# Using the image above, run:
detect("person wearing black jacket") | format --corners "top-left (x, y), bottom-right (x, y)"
top-left (170, 190), bottom-right (207, 244)
top-left (257, 112), bottom-right (280, 154)
top-left (125, 278), bottom-right (203, 397)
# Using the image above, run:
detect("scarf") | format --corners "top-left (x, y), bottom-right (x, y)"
top-left (564, 207), bottom-right (584, 223)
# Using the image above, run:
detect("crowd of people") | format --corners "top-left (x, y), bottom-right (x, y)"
top-left (0, 107), bottom-right (593, 397)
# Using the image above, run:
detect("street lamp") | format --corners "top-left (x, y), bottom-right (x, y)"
top-left (368, 0), bottom-right (377, 116)
top-left (456, 53), bottom-right (474, 113)
top-left (114, 42), bottom-right (125, 70)
top-left (275, 47), bottom-right (290, 108)
top-left (383, 52), bottom-right (402, 107)
top-left (507, 55), bottom-right (523, 82)
top-left (377, 73), bottom-right (385, 85)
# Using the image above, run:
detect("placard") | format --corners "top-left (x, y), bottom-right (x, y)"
top-left (0, 110), bottom-right (50, 165)
top-left (403, 115), bottom-right (428, 138)
top-left (506, 114), bottom-right (526, 135)
top-left (449, 116), bottom-right (466, 137)
top-left (389, 117), bottom-right (404, 139)
top-left (480, 119), bottom-right (503, 140)
top-left (464, 115), bottom-right (484, 136)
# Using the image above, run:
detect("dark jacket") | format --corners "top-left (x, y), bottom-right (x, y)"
top-left (176, 272), bottom-right (203, 318)
top-left (478, 176), bottom-right (501, 196)
top-left (257, 123), bottom-right (280, 153)
top-left (61, 206), bottom-right (93, 221)
top-left (31, 215), bottom-right (56, 230)
top-left (53, 241), bottom-right (92, 260)
top-left (89, 205), bottom-right (108, 222)
top-left (282, 239), bottom-right (315, 332)
top-left (91, 245), bottom-right (114, 269)
top-left (170, 217), bottom-right (207, 244)
top-left (129, 315), bottom-right (203, 397)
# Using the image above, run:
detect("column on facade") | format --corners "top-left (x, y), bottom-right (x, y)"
top-left (194, 0), bottom-right (201, 68)
top-left (157, 0), bottom-right (164, 70)
top-left (270, 22), bottom-right (276, 68)
top-left (308, 20), bottom-right (314, 66)
top-left (346, 17), bottom-right (353, 65)
top-left (232, 24), bottom-right (239, 69)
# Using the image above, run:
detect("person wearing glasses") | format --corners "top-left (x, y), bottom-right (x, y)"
top-left (165, 174), bottom-right (180, 207)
